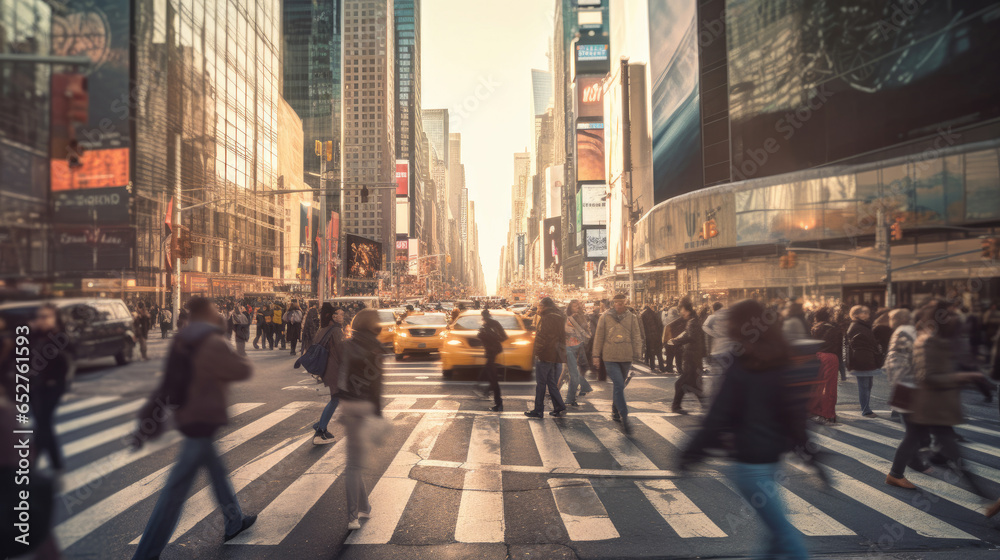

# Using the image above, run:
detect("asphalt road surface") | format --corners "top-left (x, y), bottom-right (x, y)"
top-left (40, 333), bottom-right (1000, 559)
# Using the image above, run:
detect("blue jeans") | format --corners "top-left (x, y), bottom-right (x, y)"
top-left (565, 344), bottom-right (593, 402)
top-left (314, 395), bottom-right (340, 432)
top-left (852, 370), bottom-right (879, 415)
top-left (533, 361), bottom-right (566, 413)
top-left (604, 361), bottom-right (630, 417)
top-left (729, 462), bottom-right (808, 560)
top-left (132, 437), bottom-right (244, 560)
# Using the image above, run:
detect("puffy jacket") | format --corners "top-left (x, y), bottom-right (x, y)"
top-left (846, 319), bottom-right (881, 371)
top-left (593, 309), bottom-right (643, 363)
top-left (911, 334), bottom-right (968, 426)
top-left (534, 306), bottom-right (567, 363)
top-left (885, 325), bottom-right (917, 413)
top-left (314, 324), bottom-right (345, 396)
top-left (810, 321), bottom-right (842, 356)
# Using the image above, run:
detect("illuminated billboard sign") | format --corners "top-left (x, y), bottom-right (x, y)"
top-left (584, 228), bottom-right (607, 259)
top-left (576, 123), bottom-right (605, 182)
top-left (543, 217), bottom-right (561, 273)
top-left (345, 234), bottom-right (382, 279)
top-left (577, 76), bottom-right (604, 119)
top-left (575, 41), bottom-right (610, 75)
top-left (395, 160), bottom-right (408, 197)
top-left (582, 184), bottom-right (607, 225)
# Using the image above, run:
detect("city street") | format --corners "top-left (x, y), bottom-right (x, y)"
top-left (48, 334), bottom-right (1000, 560)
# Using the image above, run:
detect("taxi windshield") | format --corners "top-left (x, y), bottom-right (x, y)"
top-left (454, 315), bottom-right (521, 331)
top-left (403, 313), bottom-right (447, 326)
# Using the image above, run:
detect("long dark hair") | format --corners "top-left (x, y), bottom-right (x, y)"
top-left (726, 299), bottom-right (789, 372)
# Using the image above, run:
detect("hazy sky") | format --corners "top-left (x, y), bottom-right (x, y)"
top-left (422, 0), bottom-right (554, 295)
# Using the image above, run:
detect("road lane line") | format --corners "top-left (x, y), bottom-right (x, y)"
top-left (56, 399), bottom-right (145, 435)
top-left (57, 396), bottom-right (120, 416)
top-left (58, 403), bottom-right (263, 495)
top-left (54, 402), bottom-right (311, 549)
top-left (640, 416), bottom-right (854, 537)
top-left (547, 478), bottom-right (619, 541)
top-left (345, 400), bottom-right (460, 544)
top-left (636, 480), bottom-right (727, 538)
top-left (455, 414), bottom-right (504, 543)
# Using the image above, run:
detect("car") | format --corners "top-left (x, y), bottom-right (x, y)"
top-left (392, 312), bottom-right (449, 359)
top-left (439, 310), bottom-right (535, 379)
top-left (375, 308), bottom-right (399, 350)
top-left (0, 298), bottom-right (137, 366)
top-left (509, 303), bottom-right (530, 315)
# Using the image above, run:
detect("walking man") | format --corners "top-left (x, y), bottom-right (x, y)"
top-left (160, 308), bottom-right (172, 339)
top-left (478, 309), bottom-right (507, 412)
top-left (593, 294), bottom-right (644, 433)
top-left (131, 297), bottom-right (256, 559)
top-left (640, 304), bottom-right (664, 372)
top-left (232, 305), bottom-right (251, 356)
top-left (668, 297), bottom-right (707, 414)
top-left (526, 297), bottom-right (567, 418)
top-left (134, 303), bottom-right (151, 360)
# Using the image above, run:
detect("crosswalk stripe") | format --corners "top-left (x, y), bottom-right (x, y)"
top-left (829, 423), bottom-right (1000, 485)
top-left (639, 416), bottom-right (854, 537)
top-left (810, 431), bottom-right (995, 513)
top-left (345, 400), bottom-right (460, 545)
top-left (59, 403), bottom-right (263, 496)
top-left (455, 414), bottom-right (505, 543)
top-left (383, 380), bottom-right (537, 386)
top-left (56, 399), bottom-right (144, 435)
top-left (54, 402), bottom-right (312, 549)
top-left (837, 411), bottom-right (1000, 456)
top-left (584, 421), bottom-right (659, 470)
top-left (57, 396), bottom-right (120, 416)
top-left (134, 434), bottom-right (311, 544)
top-left (548, 478), bottom-right (619, 541)
top-left (786, 460), bottom-right (975, 540)
top-left (529, 419), bottom-right (580, 469)
top-left (228, 408), bottom-right (407, 545)
top-left (635, 480), bottom-right (727, 538)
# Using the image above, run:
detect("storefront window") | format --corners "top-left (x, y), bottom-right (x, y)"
top-left (965, 150), bottom-right (1000, 221)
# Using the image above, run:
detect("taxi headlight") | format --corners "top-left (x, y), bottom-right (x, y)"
top-left (446, 339), bottom-right (463, 346)
top-left (398, 330), bottom-right (408, 338)
top-left (387, 326), bottom-right (394, 333)
top-left (511, 339), bottom-right (532, 346)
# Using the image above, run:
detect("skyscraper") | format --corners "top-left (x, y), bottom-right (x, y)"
top-left (448, 132), bottom-right (463, 218)
top-left (422, 109), bottom-right (449, 169)
top-left (395, 0), bottom-right (422, 242)
top-left (342, 0), bottom-right (396, 266)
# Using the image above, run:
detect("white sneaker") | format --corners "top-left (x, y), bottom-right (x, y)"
top-left (347, 518), bottom-right (361, 530)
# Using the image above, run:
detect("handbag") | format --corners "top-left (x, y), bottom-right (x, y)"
top-left (294, 326), bottom-right (337, 376)
top-left (888, 381), bottom-right (918, 411)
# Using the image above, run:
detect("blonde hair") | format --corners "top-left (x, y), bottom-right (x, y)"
top-left (351, 308), bottom-right (381, 334)
top-left (849, 305), bottom-right (869, 320)
top-left (889, 308), bottom-right (912, 330)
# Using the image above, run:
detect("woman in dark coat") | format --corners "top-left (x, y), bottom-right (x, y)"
top-left (846, 305), bottom-right (882, 418)
top-left (284, 302), bottom-right (304, 354)
top-left (31, 304), bottom-right (74, 471)
top-left (309, 303), bottom-right (345, 445)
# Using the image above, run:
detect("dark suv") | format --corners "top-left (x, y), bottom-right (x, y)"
top-left (0, 298), bottom-right (137, 366)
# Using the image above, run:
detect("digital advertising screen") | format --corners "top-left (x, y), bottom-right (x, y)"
top-left (584, 227), bottom-right (607, 259)
top-left (576, 76), bottom-right (604, 119)
top-left (345, 234), bottom-right (383, 279)
top-left (543, 217), bottom-right (562, 272)
top-left (576, 123), bottom-right (606, 183)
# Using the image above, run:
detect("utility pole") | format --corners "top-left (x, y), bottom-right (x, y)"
top-left (621, 57), bottom-right (636, 304)
top-left (881, 208), bottom-right (893, 308)
top-left (172, 136), bottom-right (181, 329)
top-left (318, 143), bottom-right (328, 308)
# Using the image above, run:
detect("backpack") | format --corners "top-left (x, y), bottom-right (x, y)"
top-left (295, 326), bottom-right (337, 376)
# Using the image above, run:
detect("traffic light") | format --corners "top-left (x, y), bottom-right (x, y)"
top-left (446, 254), bottom-right (452, 264)
top-left (360, 185), bottom-right (370, 203)
top-left (983, 238), bottom-right (999, 260)
top-left (326, 140), bottom-right (333, 161)
top-left (779, 251), bottom-right (798, 269)
top-left (890, 218), bottom-right (903, 241)
top-left (701, 219), bottom-right (719, 240)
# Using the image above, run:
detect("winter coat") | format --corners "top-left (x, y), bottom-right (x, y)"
top-left (640, 307), bottom-right (663, 348)
top-left (593, 309), bottom-right (643, 363)
top-left (174, 322), bottom-right (252, 436)
top-left (884, 325), bottom-right (917, 413)
top-left (671, 315), bottom-right (706, 373)
top-left (232, 311), bottom-right (251, 341)
top-left (782, 316), bottom-right (808, 342)
top-left (301, 308), bottom-right (320, 348)
top-left (534, 306), bottom-right (568, 363)
top-left (314, 324), bottom-right (345, 397)
top-left (911, 334), bottom-right (968, 426)
top-left (337, 329), bottom-right (383, 414)
top-left (846, 319), bottom-right (882, 373)
top-left (479, 316), bottom-right (507, 358)
top-left (284, 309), bottom-right (303, 341)
top-left (810, 321), bottom-right (843, 356)
top-left (134, 312), bottom-right (152, 338)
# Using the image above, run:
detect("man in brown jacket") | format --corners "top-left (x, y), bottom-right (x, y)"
top-left (593, 294), bottom-right (644, 433)
top-left (132, 297), bottom-right (256, 560)
top-left (525, 297), bottom-right (567, 418)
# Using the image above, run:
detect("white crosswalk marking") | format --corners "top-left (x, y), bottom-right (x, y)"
top-left (54, 402), bottom-right (311, 549)
top-left (57, 396), bottom-right (120, 416)
top-left (529, 419), bottom-right (580, 468)
top-left (636, 480), bottom-right (727, 538)
top-left (56, 399), bottom-right (144, 435)
top-left (455, 414), bottom-right (504, 542)
top-left (548, 478), bottom-right (619, 541)
top-left (837, 412), bottom-right (1000, 460)
top-left (585, 421), bottom-right (659, 470)
top-left (345, 400), bottom-right (460, 545)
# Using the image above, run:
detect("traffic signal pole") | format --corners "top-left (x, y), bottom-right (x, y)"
top-left (172, 136), bottom-right (181, 328)
top-left (621, 57), bottom-right (636, 304)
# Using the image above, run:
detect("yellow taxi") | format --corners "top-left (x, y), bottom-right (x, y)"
top-left (375, 309), bottom-right (398, 350)
top-left (439, 310), bottom-right (534, 378)
top-left (392, 312), bottom-right (449, 359)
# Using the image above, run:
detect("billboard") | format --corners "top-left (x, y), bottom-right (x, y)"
top-left (584, 228), bottom-right (607, 259)
top-left (345, 234), bottom-right (383, 279)
top-left (50, 147), bottom-right (129, 191)
top-left (396, 198), bottom-right (409, 235)
top-left (53, 225), bottom-right (134, 272)
top-left (395, 160), bottom-right (409, 197)
top-left (576, 123), bottom-right (605, 182)
top-left (581, 184), bottom-right (606, 225)
top-left (52, 185), bottom-right (130, 224)
top-left (575, 41), bottom-right (610, 75)
top-left (546, 165), bottom-right (564, 219)
top-left (516, 233), bottom-right (525, 267)
top-left (576, 76), bottom-right (604, 119)
top-left (543, 217), bottom-right (562, 273)
top-left (395, 235), bottom-right (408, 263)
top-left (408, 239), bottom-right (419, 275)
top-left (648, 0), bottom-right (701, 204)
top-left (726, 0), bottom-right (1000, 181)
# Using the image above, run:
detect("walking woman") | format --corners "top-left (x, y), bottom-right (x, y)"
top-left (884, 308), bottom-right (928, 488)
top-left (284, 301), bottom-right (304, 355)
top-left (31, 304), bottom-right (74, 472)
top-left (846, 305), bottom-right (883, 418)
top-left (310, 304), bottom-right (345, 445)
top-left (681, 299), bottom-right (808, 559)
top-left (338, 309), bottom-right (385, 530)
top-left (564, 299), bottom-right (593, 406)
